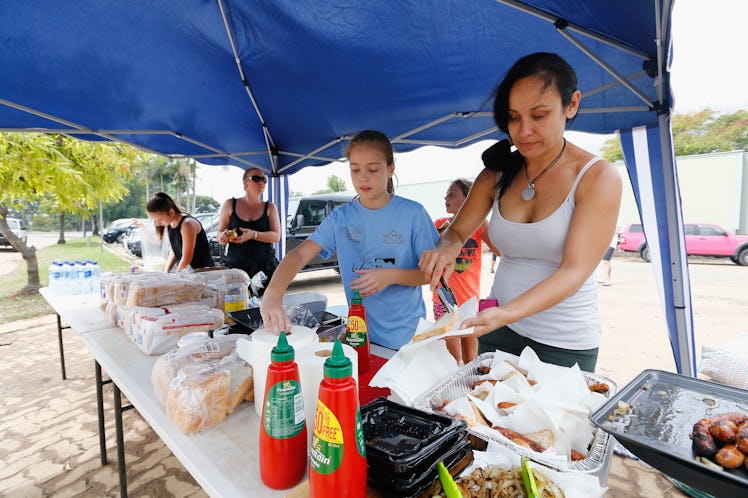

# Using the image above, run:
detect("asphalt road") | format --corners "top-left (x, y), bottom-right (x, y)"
top-left (0, 231), bottom-right (85, 276)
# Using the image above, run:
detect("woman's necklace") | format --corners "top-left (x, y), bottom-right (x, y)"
top-left (521, 138), bottom-right (567, 201)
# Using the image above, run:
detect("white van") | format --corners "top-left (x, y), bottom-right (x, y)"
top-left (0, 217), bottom-right (28, 249)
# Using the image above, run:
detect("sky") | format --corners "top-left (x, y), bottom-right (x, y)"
top-left (196, 0), bottom-right (748, 202)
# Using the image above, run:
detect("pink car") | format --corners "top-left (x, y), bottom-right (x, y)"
top-left (618, 223), bottom-right (748, 266)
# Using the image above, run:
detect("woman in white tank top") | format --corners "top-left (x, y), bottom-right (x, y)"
top-left (419, 52), bottom-right (622, 371)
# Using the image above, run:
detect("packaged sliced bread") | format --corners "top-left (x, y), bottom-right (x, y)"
top-left (134, 308), bottom-right (224, 355)
top-left (166, 363), bottom-right (231, 434)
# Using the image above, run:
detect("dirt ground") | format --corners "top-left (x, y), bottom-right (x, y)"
top-left (1, 252), bottom-right (746, 497)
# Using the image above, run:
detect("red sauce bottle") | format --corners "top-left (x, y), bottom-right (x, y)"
top-left (345, 289), bottom-right (370, 373)
top-left (259, 332), bottom-right (307, 489)
top-left (309, 340), bottom-right (367, 498)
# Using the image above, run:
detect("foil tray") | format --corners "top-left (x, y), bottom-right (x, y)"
top-left (590, 369), bottom-right (748, 496)
top-left (412, 352), bottom-right (617, 477)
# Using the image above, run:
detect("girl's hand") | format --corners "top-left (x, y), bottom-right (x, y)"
top-left (459, 307), bottom-right (507, 337)
top-left (418, 247), bottom-right (456, 290)
top-left (350, 268), bottom-right (390, 297)
top-left (260, 296), bottom-right (291, 335)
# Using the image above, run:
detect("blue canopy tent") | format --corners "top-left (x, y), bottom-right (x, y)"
top-left (0, 0), bottom-right (695, 375)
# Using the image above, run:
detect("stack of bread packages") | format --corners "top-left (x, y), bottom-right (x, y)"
top-left (100, 271), bottom-right (227, 355)
top-left (151, 335), bottom-right (254, 434)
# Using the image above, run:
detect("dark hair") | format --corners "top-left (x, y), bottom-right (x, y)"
top-left (450, 178), bottom-right (473, 197)
top-left (146, 192), bottom-right (182, 239)
top-left (345, 130), bottom-right (395, 194)
top-left (484, 52), bottom-right (578, 197)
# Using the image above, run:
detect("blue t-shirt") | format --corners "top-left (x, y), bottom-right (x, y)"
top-left (309, 196), bottom-right (439, 349)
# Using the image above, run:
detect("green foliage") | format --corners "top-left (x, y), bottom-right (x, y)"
top-left (312, 174), bottom-right (348, 194)
top-left (194, 195), bottom-right (220, 213)
top-left (0, 236), bottom-right (131, 323)
top-left (599, 109), bottom-right (748, 162)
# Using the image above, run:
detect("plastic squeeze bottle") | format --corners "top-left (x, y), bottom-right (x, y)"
top-left (259, 332), bottom-right (307, 489)
top-left (344, 289), bottom-right (370, 373)
top-left (309, 340), bottom-right (367, 498)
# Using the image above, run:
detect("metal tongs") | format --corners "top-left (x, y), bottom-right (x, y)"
top-left (436, 276), bottom-right (458, 313)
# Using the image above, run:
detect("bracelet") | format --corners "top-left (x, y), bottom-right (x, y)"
top-left (253, 230), bottom-right (258, 240)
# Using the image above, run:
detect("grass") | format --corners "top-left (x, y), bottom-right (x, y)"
top-left (0, 236), bottom-right (131, 324)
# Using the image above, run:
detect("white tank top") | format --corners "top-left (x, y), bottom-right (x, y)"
top-left (488, 158), bottom-right (602, 350)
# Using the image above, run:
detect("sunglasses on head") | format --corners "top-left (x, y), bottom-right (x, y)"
top-left (244, 175), bottom-right (267, 184)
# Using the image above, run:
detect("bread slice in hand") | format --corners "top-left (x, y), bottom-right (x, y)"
top-left (412, 310), bottom-right (458, 342)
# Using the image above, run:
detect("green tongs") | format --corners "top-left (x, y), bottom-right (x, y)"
top-left (521, 456), bottom-right (539, 498)
top-left (437, 461), bottom-right (461, 498)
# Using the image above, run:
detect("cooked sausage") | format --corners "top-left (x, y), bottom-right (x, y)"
top-left (492, 426), bottom-right (545, 453)
top-left (692, 417), bottom-right (718, 458)
top-left (736, 421), bottom-right (748, 454)
top-left (709, 419), bottom-right (738, 445)
top-left (496, 402), bottom-right (517, 409)
top-left (570, 449), bottom-right (585, 461)
top-left (714, 444), bottom-right (745, 469)
top-left (588, 383), bottom-right (610, 394)
top-left (710, 412), bottom-right (747, 425)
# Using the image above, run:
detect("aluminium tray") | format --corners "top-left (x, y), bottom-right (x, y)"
top-left (412, 352), bottom-right (617, 478)
top-left (589, 369), bottom-right (748, 496)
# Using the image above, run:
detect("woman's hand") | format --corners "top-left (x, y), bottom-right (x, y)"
top-left (217, 229), bottom-right (230, 245)
top-left (350, 268), bottom-right (390, 297)
top-left (460, 307), bottom-right (509, 337)
top-left (259, 295), bottom-right (291, 335)
top-left (418, 247), bottom-right (457, 290)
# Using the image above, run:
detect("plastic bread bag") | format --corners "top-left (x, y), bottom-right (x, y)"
top-left (134, 308), bottom-right (224, 356)
top-left (220, 351), bottom-right (254, 413)
top-left (284, 304), bottom-right (320, 329)
top-left (249, 270), bottom-right (267, 297)
top-left (111, 272), bottom-right (160, 305)
top-left (125, 302), bottom-right (211, 342)
top-left (165, 362), bottom-right (231, 434)
top-left (125, 273), bottom-right (205, 307)
top-left (152, 335), bottom-right (240, 406)
top-left (192, 268), bottom-right (251, 287)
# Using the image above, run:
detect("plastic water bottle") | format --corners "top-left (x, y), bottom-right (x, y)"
top-left (48, 261), bottom-right (64, 294)
top-left (74, 260), bottom-right (87, 294)
top-left (88, 260), bottom-right (102, 296)
top-left (61, 261), bottom-right (75, 295)
top-left (81, 260), bottom-right (93, 294)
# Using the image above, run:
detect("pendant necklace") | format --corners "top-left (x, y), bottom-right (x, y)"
top-left (521, 138), bottom-right (567, 201)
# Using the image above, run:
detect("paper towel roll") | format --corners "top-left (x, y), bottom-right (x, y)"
top-left (248, 325), bottom-right (318, 416)
top-left (295, 342), bottom-right (358, 447)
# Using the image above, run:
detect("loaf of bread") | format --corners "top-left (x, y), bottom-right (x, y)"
top-left (135, 308), bottom-right (224, 356)
top-left (166, 364), bottom-right (231, 434)
top-left (154, 339), bottom-right (253, 433)
top-left (125, 275), bottom-right (205, 308)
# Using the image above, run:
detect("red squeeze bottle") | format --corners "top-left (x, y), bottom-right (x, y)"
top-left (344, 289), bottom-right (370, 373)
top-left (259, 332), bottom-right (307, 489)
top-left (309, 340), bottom-right (367, 498)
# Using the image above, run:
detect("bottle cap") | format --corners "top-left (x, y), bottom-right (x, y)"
top-left (324, 340), bottom-right (352, 378)
top-left (351, 289), bottom-right (362, 305)
top-left (271, 332), bottom-right (295, 362)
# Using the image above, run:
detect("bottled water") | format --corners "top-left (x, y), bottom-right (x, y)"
top-left (48, 261), bottom-right (64, 294)
top-left (62, 261), bottom-right (76, 295)
top-left (74, 260), bottom-right (87, 294)
top-left (88, 260), bottom-right (102, 296)
top-left (81, 260), bottom-right (93, 294)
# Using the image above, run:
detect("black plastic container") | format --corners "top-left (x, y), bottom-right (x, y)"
top-left (227, 308), bottom-right (344, 336)
top-left (369, 437), bottom-right (473, 498)
top-left (362, 397), bottom-right (466, 462)
top-left (590, 369), bottom-right (748, 496)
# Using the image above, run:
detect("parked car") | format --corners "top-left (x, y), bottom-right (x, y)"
top-left (0, 217), bottom-right (28, 250)
top-left (286, 193), bottom-right (355, 272)
top-left (618, 222), bottom-right (748, 265)
top-left (102, 219), bottom-right (138, 243)
top-left (122, 228), bottom-right (142, 257)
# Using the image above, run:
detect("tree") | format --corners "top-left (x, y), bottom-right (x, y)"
top-left (312, 174), bottom-right (348, 194)
top-left (194, 195), bottom-right (220, 213)
top-left (0, 132), bottom-right (143, 294)
top-left (599, 109), bottom-right (748, 162)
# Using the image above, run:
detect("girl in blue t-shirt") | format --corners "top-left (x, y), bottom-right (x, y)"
top-left (260, 130), bottom-right (439, 349)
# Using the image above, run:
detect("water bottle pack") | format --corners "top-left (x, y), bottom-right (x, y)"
top-left (49, 259), bottom-right (101, 295)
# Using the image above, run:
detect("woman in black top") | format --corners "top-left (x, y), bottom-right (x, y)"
top-left (217, 168), bottom-right (281, 284)
top-left (146, 192), bottom-right (214, 272)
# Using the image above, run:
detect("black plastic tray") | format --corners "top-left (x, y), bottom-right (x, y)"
top-left (362, 397), bottom-right (467, 464)
top-left (368, 438), bottom-right (473, 498)
top-left (227, 308), bottom-right (343, 334)
top-left (367, 430), bottom-right (468, 477)
top-left (589, 369), bottom-right (748, 496)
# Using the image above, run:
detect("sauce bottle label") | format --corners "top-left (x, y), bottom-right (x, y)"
top-left (345, 316), bottom-right (368, 348)
top-left (355, 411), bottom-right (366, 457)
top-left (263, 380), bottom-right (305, 439)
top-left (310, 400), bottom-right (344, 474)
